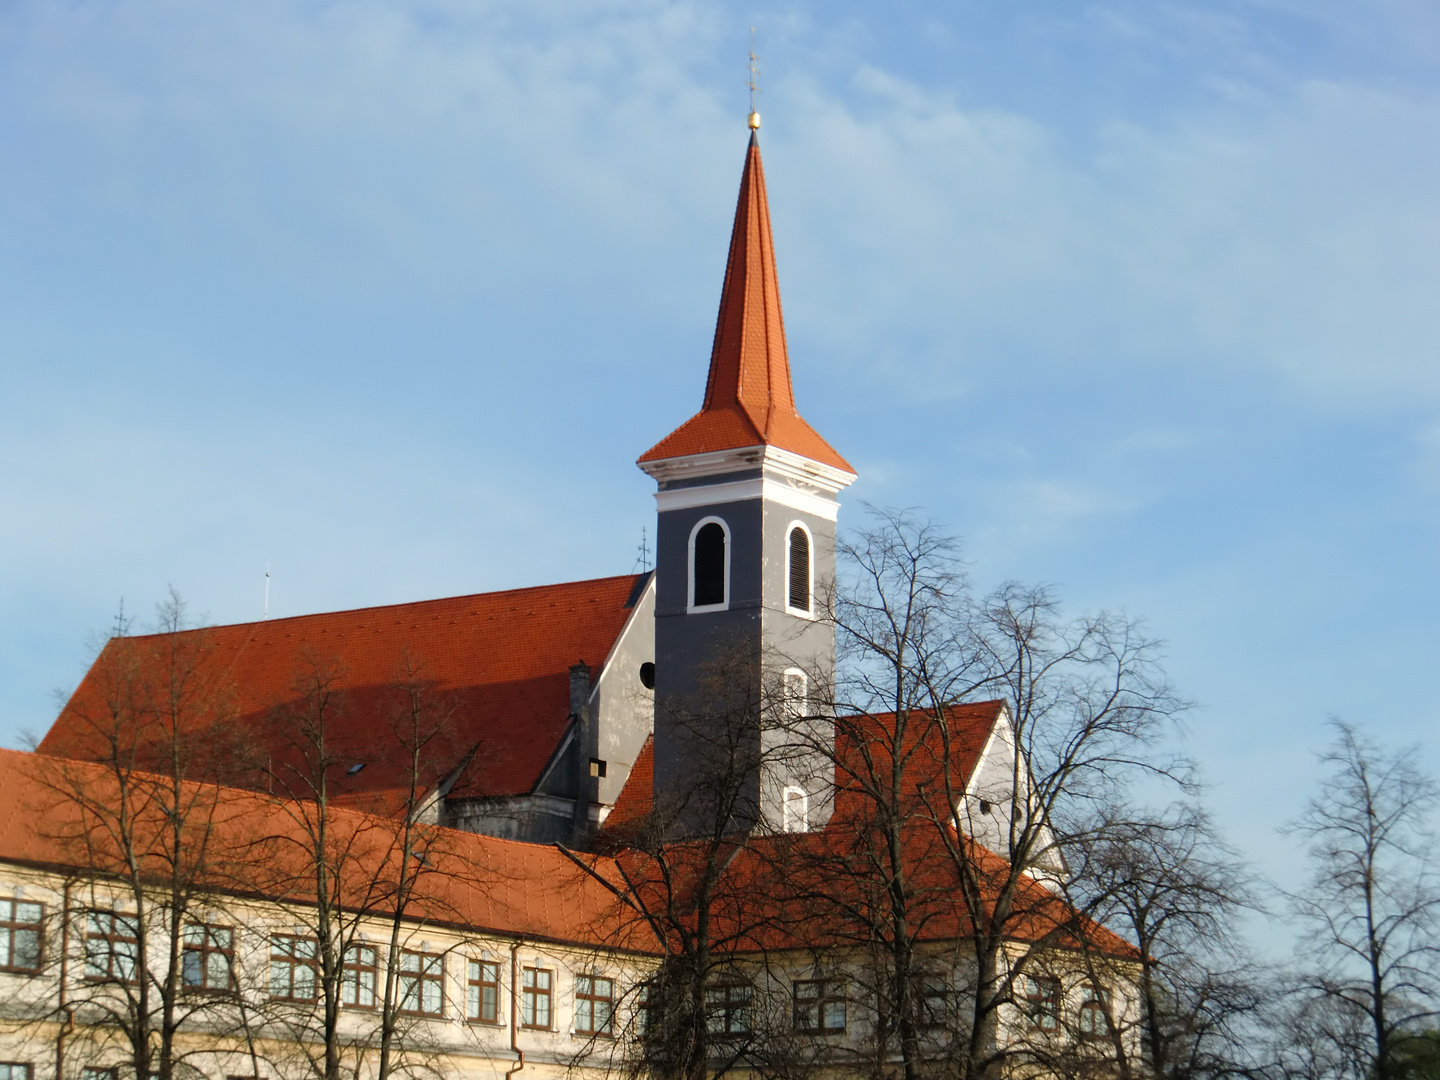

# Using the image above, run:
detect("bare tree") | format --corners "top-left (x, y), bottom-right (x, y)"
top-left (246, 649), bottom-right (468, 1080)
top-left (33, 591), bottom-right (259, 1080)
top-left (1062, 801), bottom-right (1266, 1080)
top-left (565, 640), bottom-right (804, 1080)
top-left (1282, 721), bottom-right (1440, 1080)
top-left (775, 508), bottom-right (1189, 1080)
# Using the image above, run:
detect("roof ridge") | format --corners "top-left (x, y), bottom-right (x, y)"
top-left (98, 572), bottom-right (649, 641)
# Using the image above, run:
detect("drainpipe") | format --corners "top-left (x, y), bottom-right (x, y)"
top-left (55, 881), bottom-right (73, 1080)
top-left (505, 941), bottom-right (525, 1080)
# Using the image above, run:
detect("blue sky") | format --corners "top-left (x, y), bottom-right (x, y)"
top-left (3, 0), bottom-right (1438, 898)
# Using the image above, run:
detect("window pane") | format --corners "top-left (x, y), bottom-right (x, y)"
top-left (693, 523), bottom-right (726, 606)
top-left (182, 950), bottom-right (203, 986)
top-left (11, 934), bottom-right (32, 970)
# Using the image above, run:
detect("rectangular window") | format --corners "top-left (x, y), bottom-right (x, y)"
top-left (467, 960), bottom-right (501, 1023)
top-left (521, 966), bottom-right (552, 1029)
top-left (792, 979), bottom-right (846, 1033)
top-left (399, 951), bottom-right (444, 1016)
top-left (0, 1067), bottom-right (32, 1080)
top-left (705, 982), bottom-right (752, 1036)
top-left (84, 911), bottom-right (139, 983)
top-left (574, 974), bottom-right (614, 1036)
top-left (81, 1069), bottom-right (116, 1080)
top-left (636, 981), bottom-right (655, 1035)
top-left (782, 671), bottom-right (808, 720)
top-left (1077, 985), bottom-right (1111, 1039)
top-left (268, 935), bottom-right (317, 1002)
top-left (916, 973), bottom-right (950, 1028)
top-left (342, 944), bottom-right (378, 1009)
top-left (181, 924), bottom-right (234, 991)
top-left (782, 787), bottom-right (809, 834)
top-left (1024, 975), bottom-right (1061, 1033)
top-left (0, 900), bottom-right (43, 973)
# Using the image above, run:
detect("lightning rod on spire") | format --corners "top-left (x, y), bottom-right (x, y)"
top-left (747, 28), bottom-right (761, 130)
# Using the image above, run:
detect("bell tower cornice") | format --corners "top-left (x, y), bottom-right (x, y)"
top-left (639, 444), bottom-right (856, 522)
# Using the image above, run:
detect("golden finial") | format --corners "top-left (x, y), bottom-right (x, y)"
top-left (747, 28), bottom-right (761, 130)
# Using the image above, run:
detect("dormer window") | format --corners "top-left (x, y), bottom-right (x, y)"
top-left (786, 524), bottom-right (811, 614)
top-left (689, 518), bottom-right (730, 612)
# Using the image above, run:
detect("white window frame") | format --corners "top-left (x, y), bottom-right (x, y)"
top-left (783, 520), bottom-right (815, 618)
top-left (687, 516), bottom-right (731, 614)
top-left (782, 785), bottom-right (810, 833)
top-left (781, 668), bottom-right (809, 721)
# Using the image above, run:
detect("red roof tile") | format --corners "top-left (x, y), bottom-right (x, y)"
top-left (0, 748), bottom-right (640, 949)
top-left (639, 134), bottom-right (853, 473)
top-left (603, 733), bottom-right (653, 835)
top-left (39, 574), bottom-right (651, 805)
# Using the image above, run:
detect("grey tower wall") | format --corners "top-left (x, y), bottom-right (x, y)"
top-left (651, 469), bottom-right (838, 836)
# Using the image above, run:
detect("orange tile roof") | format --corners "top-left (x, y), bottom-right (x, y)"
top-left (602, 734), bottom-right (653, 836)
top-left (0, 730), bottom-right (1132, 961)
top-left (639, 133), bottom-right (854, 474)
top-left (599, 699), bottom-right (1136, 960)
top-left (0, 748), bottom-right (640, 949)
top-left (39, 574), bottom-right (651, 806)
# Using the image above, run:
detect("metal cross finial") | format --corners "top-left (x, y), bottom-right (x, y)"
top-left (747, 28), bottom-right (761, 129)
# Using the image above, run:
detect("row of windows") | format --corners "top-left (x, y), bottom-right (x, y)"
top-left (1022, 975), bottom-right (1113, 1037)
top-left (7, 903), bottom-right (1111, 1040)
top-left (66, 918), bottom-right (606, 1034)
top-left (687, 519), bottom-right (813, 614)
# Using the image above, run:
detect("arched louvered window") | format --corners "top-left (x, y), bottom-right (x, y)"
top-left (692, 521), bottom-right (727, 608)
top-left (787, 526), bottom-right (810, 612)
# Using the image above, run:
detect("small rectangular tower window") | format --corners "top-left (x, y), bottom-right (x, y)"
top-left (782, 786), bottom-right (809, 833)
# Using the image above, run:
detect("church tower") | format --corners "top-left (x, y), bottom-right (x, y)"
top-left (638, 120), bottom-right (856, 836)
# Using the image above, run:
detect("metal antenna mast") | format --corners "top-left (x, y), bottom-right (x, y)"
top-left (633, 527), bottom-right (652, 573)
top-left (264, 564), bottom-right (270, 620)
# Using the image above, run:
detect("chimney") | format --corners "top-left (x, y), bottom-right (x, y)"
top-left (569, 662), bottom-right (591, 718)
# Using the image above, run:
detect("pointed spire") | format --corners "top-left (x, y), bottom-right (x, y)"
top-left (639, 132), bottom-right (853, 474)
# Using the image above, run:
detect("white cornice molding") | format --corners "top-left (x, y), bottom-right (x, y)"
top-left (655, 476), bottom-right (841, 521)
top-left (639, 444), bottom-right (857, 495)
